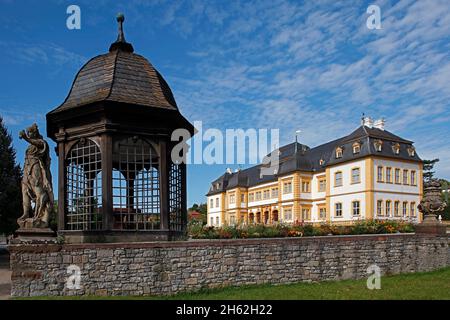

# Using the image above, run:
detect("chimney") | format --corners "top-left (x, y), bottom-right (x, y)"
top-left (373, 118), bottom-right (385, 130)
top-left (362, 116), bottom-right (373, 128)
top-left (226, 168), bottom-right (232, 174)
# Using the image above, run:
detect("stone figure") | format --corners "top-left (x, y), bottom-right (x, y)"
top-left (17, 123), bottom-right (54, 229)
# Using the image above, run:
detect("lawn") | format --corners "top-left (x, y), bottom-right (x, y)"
top-left (24, 267), bottom-right (450, 300)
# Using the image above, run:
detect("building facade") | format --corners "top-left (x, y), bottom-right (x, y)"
top-left (207, 118), bottom-right (423, 227)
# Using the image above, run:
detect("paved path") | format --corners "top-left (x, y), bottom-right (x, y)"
top-left (0, 248), bottom-right (11, 300)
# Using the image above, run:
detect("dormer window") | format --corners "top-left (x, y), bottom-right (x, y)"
top-left (407, 146), bottom-right (415, 157)
top-left (335, 147), bottom-right (343, 159)
top-left (392, 143), bottom-right (400, 155)
top-left (319, 159), bottom-right (325, 166)
top-left (216, 183), bottom-right (220, 190)
top-left (352, 142), bottom-right (361, 154)
top-left (374, 140), bottom-right (383, 152)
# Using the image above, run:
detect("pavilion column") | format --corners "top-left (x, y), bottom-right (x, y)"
top-left (159, 140), bottom-right (169, 231)
top-left (56, 140), bottom-right (66, 231)
top-left (101, 134), bottom-right (113, 230)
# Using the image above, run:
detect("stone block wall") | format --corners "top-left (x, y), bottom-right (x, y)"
top-left (9, 233), bottom-right (450, 297)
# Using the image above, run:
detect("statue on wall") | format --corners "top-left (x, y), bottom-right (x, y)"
top-left (17, 123), bottom-right (54, 229)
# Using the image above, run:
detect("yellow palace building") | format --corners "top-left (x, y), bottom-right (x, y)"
top-left (206, 118), bottom-right (423, 227)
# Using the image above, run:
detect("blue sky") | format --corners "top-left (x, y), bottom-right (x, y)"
top-left (1, 0), bottom-right (449, 206)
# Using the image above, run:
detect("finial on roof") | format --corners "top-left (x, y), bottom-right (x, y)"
top-left (109, 13), bottom-right (134, 53)
top-left (116, 13), bottom-right (125, 42)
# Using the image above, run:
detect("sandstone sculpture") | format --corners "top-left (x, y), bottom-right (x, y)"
top-left (17, 123), bottom-right (54, 229)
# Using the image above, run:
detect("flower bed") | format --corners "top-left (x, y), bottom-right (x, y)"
top-left (188, 220), bottom-right (415, 239)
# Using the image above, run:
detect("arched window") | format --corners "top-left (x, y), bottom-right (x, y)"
top-left (112, 137), bottom-right (160, 230)
top-left (65, 138), bottom-right (102, 230)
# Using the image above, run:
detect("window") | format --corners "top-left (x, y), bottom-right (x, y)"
top-left (271, 188), bottom-right (278, 198)
top-left (301, 181), bottom-right (310, 192)
top-left (352, 201), bottom-right (360, 216)
top-left (230, 215), bottom-right (236, 225)
top-left (318, 179), bottom-right (326, 192)
top-left (283, 182), bottom-right (292, 194)
top-left (377, 200), bottom-right (383, 216)
top-left (263, 190), bottom-right (270, 199)
top-left (335, 147), bottom-right (343, 158)
top-left (241, 194), bottom-right (245, 202)
top-left (386, 167), bottom-right (392, 183)
top-left (402, 202), bottom-right (408, 217)
top-left (392, 143), bottom-right (400, 155)
top-left (335, 203), bottom-right (342, 217)
top-left (229, 194), bottom-right (235, 204)
top-left (335, 171), bottom-right (343, 187)
top-left (351, 168), bottom-right (361, 184)
top-left (210, 217), bottom-right (214, 225)
top-left (210, 199), bottom-right (214, 208)
top-left (386, 200), bottom-right (391, 217)
top-left (352, 142), bottom-right (361, 154)
top-left (377, 166), bottom-right (384, 182)
top-left (374, 140), bottom-right (383, 152)
top-left (319, 207), bottom-right (327, 219)
top-left (403, 170), bottom-right (409, 185)
top-left (410, 202), bottom-right (416, 216)
top-left (407, 146), bottom-right (415, 157)
top-left (411, 170), bottom-right (417, 186)
top-left (395, 169), bottom-right (401, 184)
top-left (255, 191), bottom-right (262, 201)
top-left (283, 208), bottom-right (292, 221)
top-left (249, 193), bottom-right (254, 202)
top-left (394, 201), bottom-right (400, 217)
top-left (301, 208), bottom-right (310, 220)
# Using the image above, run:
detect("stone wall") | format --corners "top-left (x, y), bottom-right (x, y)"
top-left (9, 233), bottom-right (450, 297)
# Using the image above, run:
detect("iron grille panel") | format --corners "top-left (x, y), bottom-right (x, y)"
top-left (169, 163), bottom-right (183, 231)
top-left (65, 139), bottom-right (102, 230)
top-left (112, 137), bottom-right (160, 230)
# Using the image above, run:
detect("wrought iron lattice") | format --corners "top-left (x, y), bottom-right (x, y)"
top-left (169, 163), bottom-right (183, 231)
top-left (112, 137), bottom-right (160, 230)
top-left (65, 139), bottom-right (102, 230)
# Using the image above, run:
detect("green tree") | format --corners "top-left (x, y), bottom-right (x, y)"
top-left (0, 116), bottom-right (22, 235)
top-left (423, 159), bottom-right (439, 182)
top-left (189, 203), bottom-right (207, 224)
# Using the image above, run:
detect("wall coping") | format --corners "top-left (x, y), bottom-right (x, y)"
top-left (8, 232), bottom-right (447, 253)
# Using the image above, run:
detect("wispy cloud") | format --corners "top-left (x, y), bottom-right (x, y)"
top-left (141, 0), bottom-right (450, 179)
top-left (0, 41), bottom-right (86, 67)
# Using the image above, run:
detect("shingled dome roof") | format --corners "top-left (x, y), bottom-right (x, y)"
top-left (49, 14), bottom-right (178, 114)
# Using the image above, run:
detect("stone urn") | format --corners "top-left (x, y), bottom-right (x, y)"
top-left (416, 179), bottom-right (447, 234)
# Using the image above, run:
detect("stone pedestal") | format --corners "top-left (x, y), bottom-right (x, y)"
top-left (11, 228), bottom-right (57, 244)
top-left (415, 214), bottom-right (447, 235)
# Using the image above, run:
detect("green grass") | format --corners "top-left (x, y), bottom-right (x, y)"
top-left (21, 267), bottom-right (450, 300)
